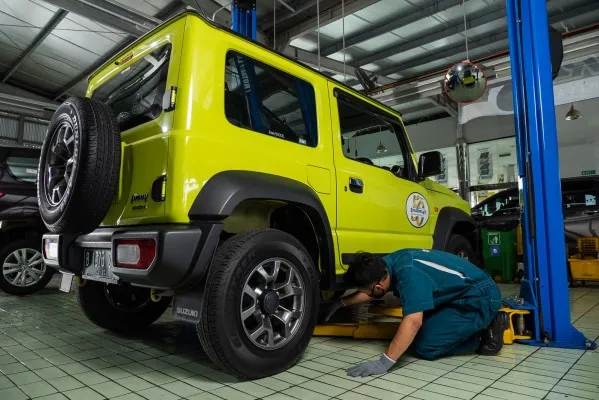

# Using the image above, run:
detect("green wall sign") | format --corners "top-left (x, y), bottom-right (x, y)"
top-left (582, 170), bottom-right (596, 176)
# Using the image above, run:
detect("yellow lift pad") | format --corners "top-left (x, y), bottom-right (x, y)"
top-left (314, 305), bottom-right (532, 343)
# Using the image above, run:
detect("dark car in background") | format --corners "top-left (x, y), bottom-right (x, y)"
top-left (471, 176), bottom-right (599, 255)
top-left (0, 146), bottom-right (54, 295)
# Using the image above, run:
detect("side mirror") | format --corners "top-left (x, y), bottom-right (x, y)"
top-left (418, 151), bottom-right (442, 179)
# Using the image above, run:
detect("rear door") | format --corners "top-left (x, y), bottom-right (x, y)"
top-left (87, 19), bottom-right (185, 225)
top-left (329, 85), bottom-right (432, 266)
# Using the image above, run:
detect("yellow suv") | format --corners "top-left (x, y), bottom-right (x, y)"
top-left (39, 11), bottom-right (478, 379)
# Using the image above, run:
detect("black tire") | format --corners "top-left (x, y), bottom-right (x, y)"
top-left (76, 281), bottom-right (171, 334)
top-left (197, 229), bottom-right (319, 379)
top-left (0, 238), bottom-right (54, 295)
top-left (37, 97), bottom-right (120, 234)
top-left (446, 234), bottom-right (476, 261)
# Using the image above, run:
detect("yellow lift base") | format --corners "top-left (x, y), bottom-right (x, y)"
top-left (314, 305), bottom-right (532, 344)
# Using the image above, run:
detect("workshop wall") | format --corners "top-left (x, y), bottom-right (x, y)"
top-left (408, 97), bottom-right (599, 179)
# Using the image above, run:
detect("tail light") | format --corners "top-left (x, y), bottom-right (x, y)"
top-left (114, 239), bottom-right (156, 269)
top-left (44, 238), bottom-right (58, 260)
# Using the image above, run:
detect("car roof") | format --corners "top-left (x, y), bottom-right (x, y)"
top-left (88, 10), bottom-right (403, 121)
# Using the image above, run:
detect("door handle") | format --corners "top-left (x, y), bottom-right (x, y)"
top-left (349, 177), bottom-right (364, 194)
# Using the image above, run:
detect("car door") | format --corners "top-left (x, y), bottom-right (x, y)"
top-left (0, 147), bottom-right (40, 218)
top-left (329, 84), bottom-right (432, 264)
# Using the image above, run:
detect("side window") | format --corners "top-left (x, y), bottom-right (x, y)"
top-left (92, 44), bottom-right (172, 132)
top-left (336, 92), bottom-right (409, 178)
top-left (6, 149), bottom-right (40, 184)
top-left (563, 189), bottom-right (597, 210)
top-left (224, 51), bottom-right (318, 147)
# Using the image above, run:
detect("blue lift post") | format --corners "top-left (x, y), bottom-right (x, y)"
top-left (231, 0), bottom-right (257, 40)
top-left (505, 0), bottom-right (596, 350)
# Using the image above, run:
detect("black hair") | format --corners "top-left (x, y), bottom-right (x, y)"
top-left (343, 252), bottom-right (388, 288)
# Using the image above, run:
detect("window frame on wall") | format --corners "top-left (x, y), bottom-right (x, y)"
top-left (334, 89), bottom-right (417, 181)
top-left (223, 50), bottom-right (319, 148)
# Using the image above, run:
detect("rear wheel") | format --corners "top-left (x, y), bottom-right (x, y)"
top-left (197, 229), bottom-right (319, 379)
top-left (77, 281), bottom-right (171, 334)
top-left (0, 238), bottom-right (54, 295)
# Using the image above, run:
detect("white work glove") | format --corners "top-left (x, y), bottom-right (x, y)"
top-left (324, 298), bottom-right (345, 322)
top-left (346, 353), bottom-right (395, 378)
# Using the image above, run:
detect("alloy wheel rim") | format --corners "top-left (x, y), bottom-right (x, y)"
top-left (240, 257), bottom-right (305, 350)
top-left (44, 119), bottom-right (76, 207)
top-left (2, 248), bottom-right (46, 287)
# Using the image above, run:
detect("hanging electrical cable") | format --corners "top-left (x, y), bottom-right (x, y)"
top-left (273, 0), bottom-right (276, 49)
top-left (342, 0), bottom-right (346, 82)
top-left (316, 0), bottom-right (321, 71)
top-left (462, 0), bottom-right (469, 61)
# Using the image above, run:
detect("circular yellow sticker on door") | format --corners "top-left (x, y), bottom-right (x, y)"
top-left (406, 192), bottom-right (429, 228)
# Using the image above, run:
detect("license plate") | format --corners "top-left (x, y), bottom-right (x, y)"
top-left (83, 249), bottom-right (112, 278)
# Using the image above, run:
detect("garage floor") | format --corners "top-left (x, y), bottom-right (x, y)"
top-left (0, 279), bottom-right (597, 400)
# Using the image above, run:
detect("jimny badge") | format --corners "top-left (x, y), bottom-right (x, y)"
top-left (406, 193), bottom-right (429, 228)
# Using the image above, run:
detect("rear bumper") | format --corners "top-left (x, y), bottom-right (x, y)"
top-left (42, 223), bottom-right (222, 290)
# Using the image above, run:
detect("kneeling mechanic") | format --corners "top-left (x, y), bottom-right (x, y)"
top-left (325, 249), bottom-right (508, 378)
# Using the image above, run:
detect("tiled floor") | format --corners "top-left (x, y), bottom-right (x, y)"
top-left (0, 278), bottom-right (598, 400)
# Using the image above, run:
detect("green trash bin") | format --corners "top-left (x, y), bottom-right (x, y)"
top-left (481, 220), bottom-right (518, 282)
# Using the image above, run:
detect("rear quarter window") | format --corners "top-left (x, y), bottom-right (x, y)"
top-left (224, 51), bottom-right (318, 147)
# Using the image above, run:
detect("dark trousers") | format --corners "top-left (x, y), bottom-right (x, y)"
top-left (411, 280), bottom-right (502, 360)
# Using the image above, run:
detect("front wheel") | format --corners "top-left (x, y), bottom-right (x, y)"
top-left (77, 281), bottom-right (171, 334)
top-left (446, 234), bottom-right (476, 261)
top-left (0, 238), bottom-right (54, 295)
top-left (197, 229), bottom-right (319, 379)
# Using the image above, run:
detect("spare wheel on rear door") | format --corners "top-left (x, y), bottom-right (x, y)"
top-left (37, 97), bottom-right (121, 234)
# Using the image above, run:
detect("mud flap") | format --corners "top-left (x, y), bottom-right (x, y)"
top-left (172, 285), bottom-right (204, 324)
top-left (60, 273), bottom-right (74, 293)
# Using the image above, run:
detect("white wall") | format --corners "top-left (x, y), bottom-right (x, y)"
top-left (559, 143), bottom-right (599, 178)
top-left (407, 97), bottom-right (599, 179)
top-left (406, 118), bottom-right (457, 151)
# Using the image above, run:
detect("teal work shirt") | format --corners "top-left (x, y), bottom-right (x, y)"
top-left (383, 248), bottom-right (495, 316)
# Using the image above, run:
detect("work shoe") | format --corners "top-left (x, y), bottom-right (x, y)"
top-left (477, 311), bottom-right (509, 356)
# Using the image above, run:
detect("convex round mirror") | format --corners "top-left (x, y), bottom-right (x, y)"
top-left (443, 61), bottom-right (487, 103)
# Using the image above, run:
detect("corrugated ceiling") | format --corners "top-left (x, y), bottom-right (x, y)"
top-left (0, 0), bottom-right (597, 126)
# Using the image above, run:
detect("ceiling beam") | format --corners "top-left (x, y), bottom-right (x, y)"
top-left (376, 2), bottom-right (595, 79)
top-left (49, 0), bottom-right (185, 100)
top-left (180, 0), bottom-right (232, 28)
top-left (320, 0), bottom-right (473, 58)
top-left (378, 31), bottom-right (508, 77)
top-left (355, 3), bottom-right (505, 67)
top-left (52, 37), bottom-right (135, 100)
top-left (548, 2), bottom-right (599, 27)
top-left (1, 9), bottom-right (69, 84)
top-left (261, 0), bottom-right (318, 30)
top-left (276, 0), bottom-right (379, 45)
top-left (427, 93), bottom-right (458, 119)
top-left (41, 0), bottom-right (158, 36)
